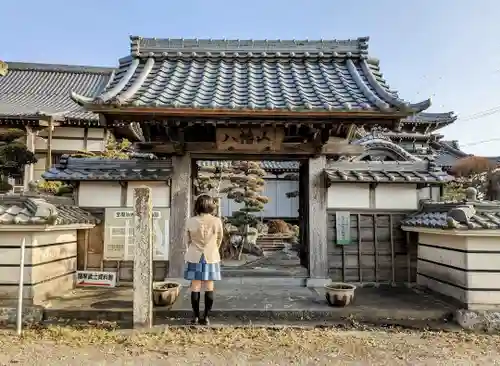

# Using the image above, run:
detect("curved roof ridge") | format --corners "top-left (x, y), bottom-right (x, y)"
top-left (354, 137), bottom-right (422, 162)
top-left (130, 36), bottom-right (370, 57)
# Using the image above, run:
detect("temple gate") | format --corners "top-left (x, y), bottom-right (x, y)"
top-left (67, 36), bottom-right (449, 286)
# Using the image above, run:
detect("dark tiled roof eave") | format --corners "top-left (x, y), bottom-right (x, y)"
top-left (197, 160), bottom-right (299, 172)
top-left (71, 37), bottom-right (431, 115)
top-left (402, 112), bottom-right (457, 124)
top-left (42, 155), bottom-right (173, 182)
top-left (43, 167), bottom-right (172, 181)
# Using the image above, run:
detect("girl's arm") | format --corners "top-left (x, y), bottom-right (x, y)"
top-left (216, 218), bottom-right (224, 248)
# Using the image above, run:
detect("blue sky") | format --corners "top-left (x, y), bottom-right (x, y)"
top-left (2, 0), bottom-right (499, 156)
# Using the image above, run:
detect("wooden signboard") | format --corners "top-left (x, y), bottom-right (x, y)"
top-left (216, 127), bottom-right (284, 152)
top-left (335, 211), bottom-right (351, 245)
top-left (0, 61), bottom-right (7, 76)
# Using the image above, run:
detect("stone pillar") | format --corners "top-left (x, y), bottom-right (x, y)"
top-left (133, 186), bottom-right (153, 328)
top-left (306, 155), bottom-right (329, 287)
top-left (167, 154), bottom-right (191, 280)
top-left (23, 127), bottom-right (35, 191)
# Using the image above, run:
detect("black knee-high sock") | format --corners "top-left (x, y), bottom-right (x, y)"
top-left (204, 291), bottom-right (214, 318)
top-left (191, 291), bottom-right (200, 319)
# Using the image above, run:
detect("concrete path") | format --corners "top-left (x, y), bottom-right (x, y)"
top-left (43, 284), bottom-right (455, 327)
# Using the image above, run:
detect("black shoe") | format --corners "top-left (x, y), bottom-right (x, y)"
top-left (199, 317), bottom-right (210, 326)
top-left (190, 317), bottom-right (199, 325)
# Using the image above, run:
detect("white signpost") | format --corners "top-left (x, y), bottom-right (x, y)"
top-left (76, 271), bottom-right (117, 288)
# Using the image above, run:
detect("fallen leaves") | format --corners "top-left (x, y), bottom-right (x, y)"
top-left (0, 324), bottom-right (499, 364)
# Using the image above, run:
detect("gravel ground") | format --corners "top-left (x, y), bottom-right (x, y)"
top-left (0, 325), bottom-right (499, 365)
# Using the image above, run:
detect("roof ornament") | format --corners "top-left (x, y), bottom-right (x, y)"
top-left (0, 61), bottom-right (8, 76)
top-left (465, 187), bottom-right (479, 202)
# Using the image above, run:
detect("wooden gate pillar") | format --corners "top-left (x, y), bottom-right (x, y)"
top-left (167, 154), bottom-right (191, 280)
top-left (306, 155), bottom-right (329, 287)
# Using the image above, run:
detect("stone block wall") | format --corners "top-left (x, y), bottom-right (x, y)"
top-left (416, 232), bottom-right (500, 310)
top-left (0, 230), bottom-right (77, 305)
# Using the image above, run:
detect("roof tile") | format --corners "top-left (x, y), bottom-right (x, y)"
top-left (42, 155), bottom-right (173, 181)
top-left (71, 37), bottom-right (431, 114)
top-left (0, 62), bottom-right (113, 121)
top-left (197, 160), bottom-right (299, 172)
top-left (0, 195), bottom-right (98, 226)
top-left (325, 161), bottom-right (453, 184)
top-left (402, 197), bottom-right (500, 231)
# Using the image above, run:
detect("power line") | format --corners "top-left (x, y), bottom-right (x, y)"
top-left (461, 137), bottom-right (500, 147)
top-left (456, 105), bottom-right (500, 123)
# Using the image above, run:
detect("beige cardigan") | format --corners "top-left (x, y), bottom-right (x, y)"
top-left (184, 214), bottom-right (224, 264)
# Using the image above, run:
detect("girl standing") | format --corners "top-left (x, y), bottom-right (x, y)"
top-left (183, 195), bottom-right (224, 325)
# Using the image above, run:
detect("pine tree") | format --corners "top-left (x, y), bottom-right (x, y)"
top-left (221, 161), bottom-right (269, 259)
top-left (0, 128), bottom-right (37, 192)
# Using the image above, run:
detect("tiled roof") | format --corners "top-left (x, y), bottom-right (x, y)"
top-left (70, 36), bottom-right (431, 114)
top-left (402, 189), bottom-right (500, 230)
top-left (402, 112), bottom-right (457, 125)
top-left (42, 155), bottom-right (172, 181)
top-left (431, 141), bottom-right (470, 169)
top-left (353, 137), bottom-right (422, 162)
top-left (0, 195), bottom-right (98, 226)
top-left (325, 161), bottom-right (453, 184)
top-left (0, 62), bottom-right (113, 122)
top-left (197, 160), bottom-right (299, 172)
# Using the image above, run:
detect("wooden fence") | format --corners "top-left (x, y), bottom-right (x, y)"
top-left (327, 211), bottom-right (417, 284)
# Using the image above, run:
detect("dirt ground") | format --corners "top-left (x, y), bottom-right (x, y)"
top-left (0, 325), bottom-right (499, 365)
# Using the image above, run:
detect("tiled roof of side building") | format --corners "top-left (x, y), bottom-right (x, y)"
top-left (0, 195), bottom-right (99, 226)
top-left (71, 36), bottom-right (431, 114)
top-left (431, 140), bottom-right (470, 169)
top-left (42, 155), bottom-right (173, 181)
top-left (197, 160), bottom-right (299, 172)
top-left (0, 62), bottom-right (113, 122)
top-left (400, 112), bottom-right (457, 133)
top-left (325, 161), bottom-right (453, 184)
top-left (402, 189), bottom-right (500, 230)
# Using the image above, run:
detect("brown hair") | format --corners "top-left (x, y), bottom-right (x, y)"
top-left (194, 194), bottom-right (216, 216)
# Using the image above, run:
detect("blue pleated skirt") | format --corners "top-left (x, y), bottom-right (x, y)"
top-left (184, 254), bottom-right (222, 281)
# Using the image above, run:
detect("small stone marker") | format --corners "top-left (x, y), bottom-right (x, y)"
top-left (133, 186), bottom-right (153, 328)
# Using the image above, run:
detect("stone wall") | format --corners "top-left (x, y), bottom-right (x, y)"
top-left (416, 232), bottom-right (500, 310)
top-left (0, 230), bottom-right (77, 305)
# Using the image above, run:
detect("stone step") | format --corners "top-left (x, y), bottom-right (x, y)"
top-left (43, 305), bottom-right (453, 324)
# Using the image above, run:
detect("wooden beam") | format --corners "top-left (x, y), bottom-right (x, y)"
top-left (137, 140), bottom-right (364, 156)
top-left (87, 105), bottom-right (411, 120)
top-left (45, 117), bottom-right (54, 171)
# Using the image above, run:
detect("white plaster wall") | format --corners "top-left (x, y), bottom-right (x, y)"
top-left (218, 179), bottom-right (299, 218)
top-left (327, 183), bottom-right (369, 209)
top-left (418, 187), bottom-right (441, 202)
top-left (35, 127), bottom-right (105, 151)
top-left (87, 128), bottom-right (106, 139)
top-left (79, 182), bottom-right (122, 207)
top-left (375, 184), bottom-right (418, 210)
top-left (127, 182), bottom-right (170, 208)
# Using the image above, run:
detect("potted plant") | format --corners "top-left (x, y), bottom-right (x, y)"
top-left (324, 282), bottom-right (356, 307)
top-left (152, 281), bottom-right (181, 307)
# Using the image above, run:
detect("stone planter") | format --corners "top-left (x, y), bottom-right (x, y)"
top-left (324, 282), bottom-right (356, 307)
top-left (152, 282), bottom-right (181, 307)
